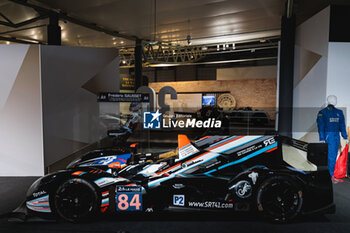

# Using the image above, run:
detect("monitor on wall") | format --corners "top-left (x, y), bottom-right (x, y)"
top-left (202, 95), bottom-right (216, 106)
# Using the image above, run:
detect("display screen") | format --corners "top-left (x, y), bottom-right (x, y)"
top-left (202, 95), bottom-right (216, 106)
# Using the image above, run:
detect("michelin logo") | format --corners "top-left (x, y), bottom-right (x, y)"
top-left (143, 110), bottom-right (162, 129)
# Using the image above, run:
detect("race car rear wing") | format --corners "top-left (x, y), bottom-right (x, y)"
top-left (307, 143), bottom-right (328, 167)
top-left (278, 135), bottom-right (328, 168)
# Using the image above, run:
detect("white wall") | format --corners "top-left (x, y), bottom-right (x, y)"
top-left (0, 45), bottom-right (44, 176)
top-left (327, 42), bottom-right (350, 126)
top-left (292, 7), bottom-right (330, 141)
top-left (0, 45), bottom-right (120, 215)
top-left (41, 46), bottom-right (119, 167)
top-left (217, 65), bottom-right (277, 80)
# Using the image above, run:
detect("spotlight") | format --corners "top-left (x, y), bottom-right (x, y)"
top-left (232, 43), bottom-right (236, 50)
top-left (217, 45), bottom-right (220, 51)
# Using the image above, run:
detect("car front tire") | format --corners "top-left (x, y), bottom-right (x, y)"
top-left (54, 178), bottom-right (99, 222)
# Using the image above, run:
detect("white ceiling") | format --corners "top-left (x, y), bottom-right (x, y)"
top-left (0, 0), bottom-right (286, 47)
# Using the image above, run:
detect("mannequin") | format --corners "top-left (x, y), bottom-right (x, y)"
top-left (317, 95), bottom-right (348, 179)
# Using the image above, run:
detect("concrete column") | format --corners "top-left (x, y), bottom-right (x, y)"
top-left (134, 39), bottom-right (143, 89)
top-left (278, 14), bottom-right (296, 137)
top-left (47, 13), bottom-right (61, 45)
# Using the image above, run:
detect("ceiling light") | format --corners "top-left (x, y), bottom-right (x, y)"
top-left (120, 41), bottom-right (124, 44)
top-left (201, 46), bottom-right (208, 51)
top-left (6, 41), bottom-right (10, 44)
top-left (223, 44), bottom-right (226, 50)
top-left (260, 39), bottom-right (266, 43)
top-left (113, 42), bottom-right (117, 45)
top-left (232, 43), bottom-right (236, 50)
top-left (122, 60), bottom-right (126, 64)
top-left (217, 45), bottom-right (220, 51)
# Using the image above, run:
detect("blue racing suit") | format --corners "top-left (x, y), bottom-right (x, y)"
top-left (317, 105), bottom-right (348, 177)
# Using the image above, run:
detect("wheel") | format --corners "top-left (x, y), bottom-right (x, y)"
top-left (256, 176), bottom-right (303, 222)
top-left (54, 178), bottom-right (99, 222)
top-left (200, 106), bottom-right (220, 120)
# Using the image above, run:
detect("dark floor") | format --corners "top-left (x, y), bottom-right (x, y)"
top-left (1, 180), bottom-right (350, 233)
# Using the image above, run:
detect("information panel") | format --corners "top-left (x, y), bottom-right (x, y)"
top-left (98, 93), bottom-right (149, 102)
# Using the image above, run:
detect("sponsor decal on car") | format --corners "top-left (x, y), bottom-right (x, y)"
top-left (178, 144), bottom-right (199, 160)
top-left (248, 172), bottom-right (259, 185)
top-left (182, 159), bottom-right (203, 168)
top-left (33, 190), bottom-right (47, 197)
top-left (237, 145), bottom-right (262, 157)
top-left (205, 160), bottom-right (222, 169)
top-left (26, 195), bottom-right (51, 213)
top-left (94, 177), bottom-right (128, 188)
top-left (115, 185), bottom-right (142, 211)
top-left (172, 184), bottom-right (185, 189)
top-left (173, 195), bottom-right (185, 206)
top-left (263, 137), bottom-right (276, 146)
top-left (230, 180), bottom-right (252, 199)
top-left (80, 154), bottom-right (131, 167)
top-left (188, 201), bottom-right (233, 209)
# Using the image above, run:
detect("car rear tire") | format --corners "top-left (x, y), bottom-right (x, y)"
top-left (54, 178), bottom-right (99, 222)
top-left (256, 176), bottom-right (303, 222)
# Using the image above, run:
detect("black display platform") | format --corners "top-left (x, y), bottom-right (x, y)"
top-left (1, 180), bottom-right (350, 233)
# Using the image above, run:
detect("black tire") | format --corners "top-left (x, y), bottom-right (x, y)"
top-left (256, 176), bottom-right (303, 222)
top-left (54, 178), bottom-right (99, 222)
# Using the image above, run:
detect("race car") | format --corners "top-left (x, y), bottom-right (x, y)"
top-left (23, 134), bottom-right (334, 222)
